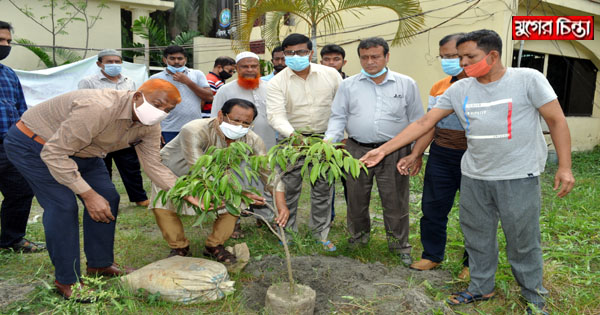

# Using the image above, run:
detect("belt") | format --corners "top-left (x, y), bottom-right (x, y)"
top-left (16, 120), bottom-right (46, 145)
top-left (350, 137), bottom-right (386, 149)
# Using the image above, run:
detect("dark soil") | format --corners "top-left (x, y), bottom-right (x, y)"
top-left (242, 255), bottom-right (452, 314)
top-left (0, 280), bottom-right (35, 308)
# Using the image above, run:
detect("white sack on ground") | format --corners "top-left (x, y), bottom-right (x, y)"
top-left (121, 256), bottom-right (235, 304)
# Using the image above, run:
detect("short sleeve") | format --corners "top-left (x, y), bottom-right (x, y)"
top-left (526, 69), bottom-right (557, 108)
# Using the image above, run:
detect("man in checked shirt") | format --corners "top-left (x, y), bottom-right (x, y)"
top-left (0, 20), bottom-right (46, 254)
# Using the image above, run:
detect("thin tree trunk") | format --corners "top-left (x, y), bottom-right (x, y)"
top-left (310, 23), bottom-right (317, 63)
top-left (51, 0), bottom-right (57, 67)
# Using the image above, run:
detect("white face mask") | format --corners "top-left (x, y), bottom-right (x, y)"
top-left (133, 94), bottom-right (169, 125)
top-left (219, 121), bottom-right (249, 140)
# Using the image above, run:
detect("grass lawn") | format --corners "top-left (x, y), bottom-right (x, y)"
top-left (0, 147), bottom-right (599, 314)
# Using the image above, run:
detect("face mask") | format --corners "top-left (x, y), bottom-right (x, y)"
top-left (464, 53), bottom-right (495, 78)
top-left (133, 94), bottom-right (169, 125)
top-left (219, 70), bottom-right (233, 81)
top-left (219, 121), bottom-right (249, 140)
top-left (0, 45), bottom-right (11, 61)
top-left (361, 67), bottom-right (387, 78)
top-left (103, 64), bottom-right (122, 77)
top-left (285, 55), bottom-right (310, 72)
top-left (167, 65), bottom-right (186, 73)
top-left (441, 58), bottom-right (463, 76)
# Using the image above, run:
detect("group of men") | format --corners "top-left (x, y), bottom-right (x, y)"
top-left (0, 18), bottom-right (573, 313)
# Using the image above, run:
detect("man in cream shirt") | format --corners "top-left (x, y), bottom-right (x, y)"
top-left (266, 33), bottom-right (342, 250)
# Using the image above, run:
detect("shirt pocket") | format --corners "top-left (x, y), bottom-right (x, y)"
top-left (380, 93), bottom-right (408, 119)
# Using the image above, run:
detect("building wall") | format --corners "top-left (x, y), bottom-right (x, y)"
top-left (1, 0), bottom-right (122, 71)
top-left (193, 36), bottom-right (239, 80)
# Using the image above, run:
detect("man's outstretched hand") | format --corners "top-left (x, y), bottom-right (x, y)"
top-left (360, 148), bottom-right (386, 167)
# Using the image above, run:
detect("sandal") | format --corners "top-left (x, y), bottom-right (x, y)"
top-left (203, 245), bottom-right (237, 264)
top-left (447, 290), bottom-right (495, 305)
top-left (3, 238), bottom-right (46, 253)
top-left (317, 240), bottom-right (337, 252)
top-left (230, 223), bottom-right (245, 239)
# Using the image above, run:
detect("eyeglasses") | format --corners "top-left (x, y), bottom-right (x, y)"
top-left (283, 49), bottom-right (311, 57)
top-left (437, 54), bottom-right (459, 59)
top-left (225, 114), bottom-right (253, 128)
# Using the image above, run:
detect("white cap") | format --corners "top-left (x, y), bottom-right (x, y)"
top-left (235, 51), bottom-right (259, 63)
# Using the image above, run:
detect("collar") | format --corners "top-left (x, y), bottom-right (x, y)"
top-left (209, 71), bottom-right (221, 80)
top-left (97, 71), bottom-right (126, 83)
top-left (117, 91), bottom-right (137, 121)
top-left (286, 63), bottom-right (320, 78)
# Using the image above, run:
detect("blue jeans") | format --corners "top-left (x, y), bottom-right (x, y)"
top-left (4, 126), bottom-right (120, 284)
top-left (420, 142), bottom-right (468, 265)
top-left (0, 135), bottom-right (34, 247)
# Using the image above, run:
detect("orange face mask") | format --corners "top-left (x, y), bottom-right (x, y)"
top-left (464, 52), bottom-right (496, 78)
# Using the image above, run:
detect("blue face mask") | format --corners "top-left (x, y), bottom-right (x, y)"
top-left (167, 65), bottom-right (186, 73)
top-left (441, 58), bottom-right (463, 76)
top-left (284, 55), bottom-right (310, 72)
top-left (361, 67), bottom-right (388, 78)
top-left (103, 64), bottom-right (122, 77)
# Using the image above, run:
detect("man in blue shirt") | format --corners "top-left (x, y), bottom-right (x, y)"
top-left (0, 20), bottom-right (45, 253)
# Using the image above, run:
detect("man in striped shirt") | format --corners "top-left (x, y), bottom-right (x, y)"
top-left (203, 56), bottom-right (236, 117)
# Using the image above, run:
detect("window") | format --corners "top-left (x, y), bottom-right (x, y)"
top-left (512, 50), bottom-right (598, 117)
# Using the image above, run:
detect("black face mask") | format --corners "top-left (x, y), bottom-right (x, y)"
top-left (273, 64), bottom-right (286, 73)
top-left (219, 70), bottom-right (233, 81)
top-left (0, 46), bottom-right (11, 61)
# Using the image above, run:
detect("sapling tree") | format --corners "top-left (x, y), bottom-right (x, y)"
top-left (157, 132), bottom-right (366, 293)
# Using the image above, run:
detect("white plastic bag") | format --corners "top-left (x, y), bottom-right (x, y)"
top-left (121, 256), bottom-right (235, 304)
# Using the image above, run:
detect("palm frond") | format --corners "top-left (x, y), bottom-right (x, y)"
top-left (336, 0), bottom-right (424, 46)
top-left (13, 38), bottom-right (54, 68)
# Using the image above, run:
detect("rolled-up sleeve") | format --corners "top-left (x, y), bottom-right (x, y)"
top-left (135, 125), bottom-right (178, 191)
top-left (266, 77), bottom-right (295, 137)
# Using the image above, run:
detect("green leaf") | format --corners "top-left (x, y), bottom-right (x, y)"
top-left (225, 202), bottom-right (239, 216)
top-left (192, 211), bottom-right (207, 227)
top-left (203, 190), bottom-right (211, 211)
top-left (343, 156), bottom-right (351, 173)
top-left (219, 174), bottom-right (229, 193)
top-left (310, 163), bottom-right (320, 184)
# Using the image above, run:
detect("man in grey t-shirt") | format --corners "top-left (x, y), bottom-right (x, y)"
top-left (361, 30), bottom-right (574, 314)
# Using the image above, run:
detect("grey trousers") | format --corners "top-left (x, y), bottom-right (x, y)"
top-left (345, 140), bottom-right (412, 254)
top-left (282, 156), bottom-right (333, 240)
top-left (460, 175), bottom-right (547, 303)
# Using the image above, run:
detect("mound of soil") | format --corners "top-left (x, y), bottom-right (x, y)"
top-left (0, 280), bottom-right (35, 308)
top-left (242, 255), bottom-right (452, 314)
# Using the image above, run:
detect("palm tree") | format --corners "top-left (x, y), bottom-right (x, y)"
top-left (234, 0), bottom-right (424, 60)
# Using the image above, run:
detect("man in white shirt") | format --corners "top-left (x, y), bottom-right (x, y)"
top-left (266, 33), bottom-right (342, 250)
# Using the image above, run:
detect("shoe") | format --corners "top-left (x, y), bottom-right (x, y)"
top-left (1, 238), bottom-right (46, 253)
top-left (135, 200), bottom-right (150, 207)
top-left (447, 290), bottom-right (495, 305)
top-left (86, 262), bottom-right (135, 277)
top-left (168, 246), bottom-right (190, 258)
top-left (410, 259), bottom-right (440, 271)
top-left (457, 266), bottom-right (470, 280)
top-left (203, 245), bottom-right (237, 264)
top-left (54, 280), bottom-right (92, 302)
top-left (526, 302), bottom-right (549, 315)
top-left (317, 240), bottom-right (337, 252)
top-left (398, 253), bottom-right (413, 266)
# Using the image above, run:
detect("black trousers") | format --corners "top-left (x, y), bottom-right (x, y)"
top-left (0, 137), bottom-right (34, 247)
top-left (103, 146), bottom-right (147, 202)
